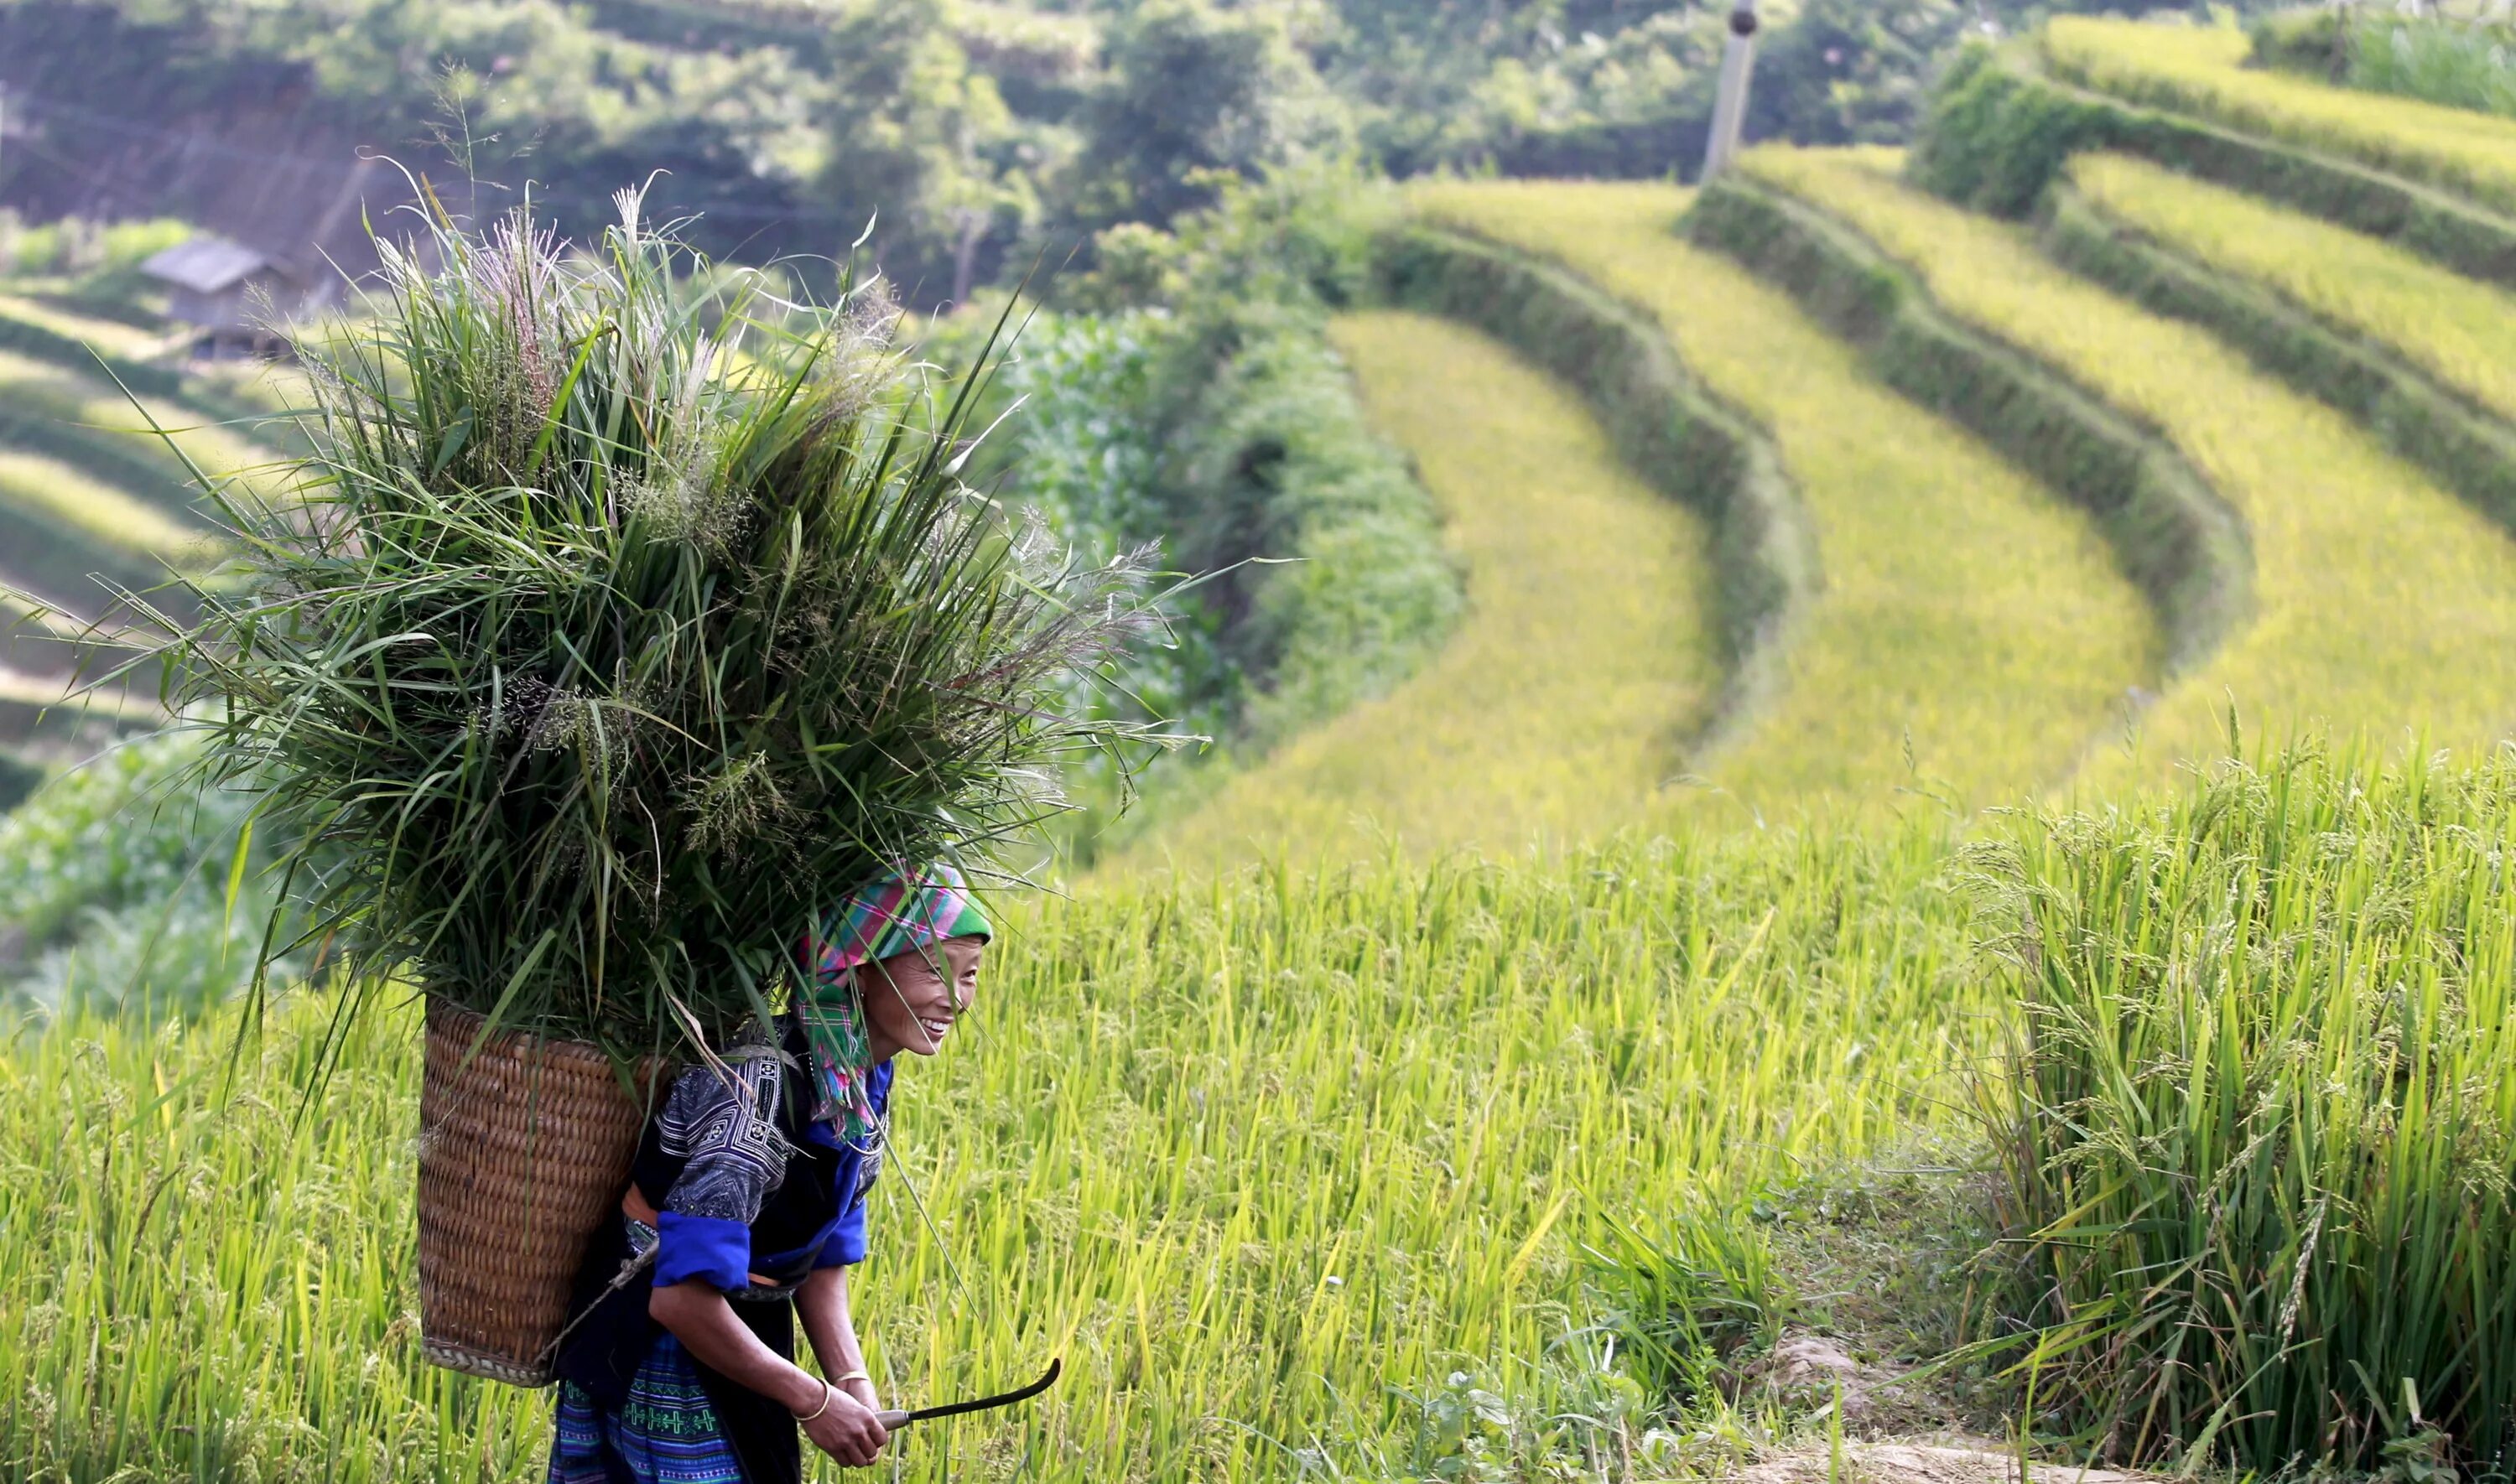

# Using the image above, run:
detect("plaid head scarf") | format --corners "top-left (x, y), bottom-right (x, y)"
top-left (797, 867), bottom-right (990, 1143)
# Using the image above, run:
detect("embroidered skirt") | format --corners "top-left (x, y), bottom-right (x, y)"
top-left (547, 1334), bottom-right (761, 1484)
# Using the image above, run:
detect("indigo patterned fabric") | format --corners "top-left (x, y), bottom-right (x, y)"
top-left (649, 1051), bottom-right (787, 1290)
top-left (547, 1336), bottom-right (747, 1484)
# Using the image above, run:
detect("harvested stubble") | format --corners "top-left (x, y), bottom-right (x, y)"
top-left (1410, 179), bottom-right (2152, 824)
top-left (1745, 147), bottom-right (2516, 791)
top-left (1139, 311), bottom-right (1722, 867)
top-left (0, 827), bottom-right (1982, 1481)
top-left (2044, 17), bottom-right (2516, 217)
top-left (2068, 151), bottom-right (2516, 424)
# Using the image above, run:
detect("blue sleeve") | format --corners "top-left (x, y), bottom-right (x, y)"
top-left (655, 1210), bottom-right (751, 1290)
top-left (815, 1197), bottom-right (870, 1269)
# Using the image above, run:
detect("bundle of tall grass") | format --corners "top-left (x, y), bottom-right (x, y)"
top-left (1974, 748), bottom-right (2516, 1471)
top-left (90, 195), bottom-right (1169, 1055)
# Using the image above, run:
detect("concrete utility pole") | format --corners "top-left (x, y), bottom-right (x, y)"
top-left (1700, 0), bottom-right (1761, 182)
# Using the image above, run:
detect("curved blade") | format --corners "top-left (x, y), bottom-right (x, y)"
top-left (903, 1356), bottom-right (1063, 1425)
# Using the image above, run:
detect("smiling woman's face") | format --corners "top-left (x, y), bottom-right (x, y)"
top-left (858, 934), bottom-right (985, 1058)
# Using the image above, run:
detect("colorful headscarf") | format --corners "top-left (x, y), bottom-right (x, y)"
top-left (796, 867), bottom-right (991, 1143)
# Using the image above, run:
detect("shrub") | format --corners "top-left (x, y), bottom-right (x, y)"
top-left (0, 734), bottom-right (275, 1020)
top-left (1973, 748), bottom-right (2516, 1471)
top-left (86, 198), bottom-right (1168, 1053)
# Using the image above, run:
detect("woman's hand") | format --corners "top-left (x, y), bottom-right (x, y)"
top-left (799, 1384), bottom-right (891, 1467)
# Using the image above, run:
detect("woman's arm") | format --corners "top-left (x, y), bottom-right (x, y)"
top-left (650, 1280), bottom-right (891, 1466)
top-left (797, 1265), bottom-right (880, 1411)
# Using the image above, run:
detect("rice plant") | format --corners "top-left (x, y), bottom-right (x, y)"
top-left (2066, 151), bottom-right (2516, 424)
top-left (1971, 746), bottom-right (2516, 1472)
top-left (1742, 146), bottom-right (2516, 795)
top-left (1409, 179), bottom-right (2153, 826)
top-left (2044, 16), bottom-right (2516, 217)
top-left (59, 195), bottom-right (1176, 1055)
top-left (0, 822), bottom-right (1983, 1481)
top-left (1136, 311), bottom-right (1722, 869)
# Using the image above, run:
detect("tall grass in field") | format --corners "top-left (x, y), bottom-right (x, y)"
top-left (2067, 152), bottom-right (2516, 424)
top-left (1409, 180), bottom-right (2152, 825)
top-left (1744, 147), bottom-right (2516, 793)
top-left (1976, 747), bottom-right (2516, 1471)
top-left (0, 826), bottom-right (1983, 1481)
top-left (2043, 17), bottom-right (2516, 217)
top-left (1139, 312), bottom-right (1720, 868)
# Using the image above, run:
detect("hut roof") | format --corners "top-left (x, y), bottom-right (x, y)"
top-left (140, 235), bottom-right (281, 294)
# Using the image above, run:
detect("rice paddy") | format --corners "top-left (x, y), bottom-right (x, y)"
top-left (2, 825), bottom-right (1983, 1482)
top-left (1742, 145), bottom-right (2516, 791)
top-left (0, 449), bottom-right (205, 560)
top-left (1136, 311), bottom-right (1722, 867)
top-left (1408, 179), bottom-right (2154, 826)
top-left (2067, 151), bottom-right (2516, 423)
top-left (0, 348), bottom-right (278, 505)
top-left (2043, 16), bottom-right (2516, 216)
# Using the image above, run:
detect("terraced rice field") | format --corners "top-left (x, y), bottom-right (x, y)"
top-left (1141, 311), bottom-right (1722, 866)
top-left (1411, 179), bottom-right (2154, 824)
top-left (2068, 152), bottom-right (2516, 422)
top-left (2044, 16), bottom-right (2516, 215)
top-left (1745, 147), bottom-right (2516, 788)
top-left (0, 348), bottom-right (278, 504)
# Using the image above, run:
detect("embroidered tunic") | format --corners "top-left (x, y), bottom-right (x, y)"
top-left (547, 1016), bottom-right (892, 1484)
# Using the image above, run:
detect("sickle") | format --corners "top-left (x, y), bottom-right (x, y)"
top-left (874, 1357), bottom-right (1063, 1430)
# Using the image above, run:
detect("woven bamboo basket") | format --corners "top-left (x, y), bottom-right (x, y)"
top-left (417, 998), bottom-right (671, 1386)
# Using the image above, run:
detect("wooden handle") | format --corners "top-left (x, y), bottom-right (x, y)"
top-left (876, 1409), bottom-right (911, 1430)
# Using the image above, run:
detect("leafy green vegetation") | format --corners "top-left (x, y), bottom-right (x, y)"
top-left (119, 201), bottom-right (1167, 1051)
top-left (1914, 38), bottom-right (2516, 297)
top-left (0, 735), bottom-right (273, 1019)
top-left (1413, 179), bottom-right (2153, 823)
top-left (2254, 3), bottom-right (2516, 122)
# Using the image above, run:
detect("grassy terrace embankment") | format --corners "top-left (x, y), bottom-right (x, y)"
top-left (2065, 151), bottom-right (2516, 423)
top-left (1139, 311), bottom-right (1721, 866)
top-left (1412, 180), bottom-right (2153, 823)
top-left (2047, 151), bottom-right (2516, 527)
top-left (1742, 147), bottom-right (2516, 790)
top-left (2044, 18), bottom-right (2516, 218)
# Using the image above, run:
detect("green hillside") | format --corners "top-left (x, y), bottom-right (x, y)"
top-left (29, 8), bottom-right (2516, 1483)
top-left (0, 277), bottom-right (292, 751)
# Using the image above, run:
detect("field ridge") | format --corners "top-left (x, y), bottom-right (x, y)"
top-left (1375, 223), bottom-right (1817, 752)
top-left (1688, 167), bottom-right (2247, 681)
top-left (1744, 146), bottom-right (2516, 791)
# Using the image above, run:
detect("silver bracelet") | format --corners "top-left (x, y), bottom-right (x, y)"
top-left (794, 1381), bottom-right (835, 1422)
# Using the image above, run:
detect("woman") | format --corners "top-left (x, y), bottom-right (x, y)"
top-left (548, 871), bottom-right (990, 1482)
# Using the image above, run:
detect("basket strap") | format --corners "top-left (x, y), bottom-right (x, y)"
top-left (535, 1244), bottom-right (658, 1371)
